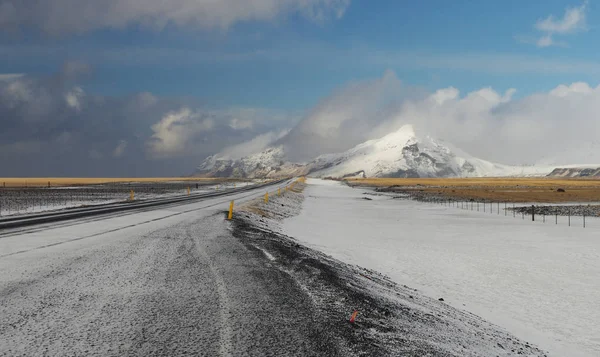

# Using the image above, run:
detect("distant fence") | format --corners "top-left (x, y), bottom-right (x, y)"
top-left (403, 192), bottom-right (597, 229)
top-left (0, 181), bottom-right (227, 217)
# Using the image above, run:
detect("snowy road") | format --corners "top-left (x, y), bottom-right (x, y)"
top-left (0, 184), bottom-right (338, 356)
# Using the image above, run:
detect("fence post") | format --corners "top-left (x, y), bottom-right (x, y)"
top-left (583, 214), bottom-right (586, 228)
top-left (505, 202), bottom-right (507, 216)
top-left (531, 205), bottom-right (535, 222)
top-left (568, 208), bottom-right (571, 227)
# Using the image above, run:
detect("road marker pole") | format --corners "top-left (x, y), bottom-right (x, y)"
top-left (228, 201), bottom-right (234, 220)
top-left (278, 188), bottom-right (281, 196)
top-left (265, 192), bottom-right (269, 204)
top-left (130, 190), bottom-right (134, 201)
top-left (349, 310), bottom-right (359, 323)
top-left (187, 187), bottom-right (191, 195)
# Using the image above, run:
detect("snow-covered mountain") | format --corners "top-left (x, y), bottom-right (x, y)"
top-left (195, 125), bottom-right (556, 178)
top-left (308, 125), bottom-right (550, 178)
top-left (195, 146), bottom-right (308, 178)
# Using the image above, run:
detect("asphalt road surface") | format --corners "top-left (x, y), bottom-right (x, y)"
top-left (0, 184), bottom-right (338, 356)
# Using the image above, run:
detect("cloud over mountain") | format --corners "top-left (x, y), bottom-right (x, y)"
top-left (229, 71), bottom-right (600, 167)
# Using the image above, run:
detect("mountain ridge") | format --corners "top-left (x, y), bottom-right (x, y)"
top-left (194, 125), bottom-right (580, 178)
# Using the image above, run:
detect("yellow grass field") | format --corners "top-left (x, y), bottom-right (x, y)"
top-left (347, 177), bottom-right (600, 203)
top-left (0, 177), bottom-right (234, 188)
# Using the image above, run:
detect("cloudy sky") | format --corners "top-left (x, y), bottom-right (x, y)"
top-left (1, 0), bottom-right (599, 176)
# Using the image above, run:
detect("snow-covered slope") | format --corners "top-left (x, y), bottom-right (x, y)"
top-left (308, 125), bottom-right (551, 178)
top-left (196, 146), bottom-right (308, 178)
top-left (196, 124), bottom-right (559, 178)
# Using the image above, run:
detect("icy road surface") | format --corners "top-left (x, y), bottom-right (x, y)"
top-left (284, 179), bottom-right (600, 357)
top-left (0, 184), bottom-right (338, 356)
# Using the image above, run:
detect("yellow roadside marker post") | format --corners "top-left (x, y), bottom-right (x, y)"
top-left (264, 192), bottom-right (269, 204)
top-left (278, 188), bottom-right (281, 196)
top-left (187, 187), bottom-right (191, 195)
top-left (228, 201), bottom-right (234, 220)
top-left (130, 190), bottom-right (134, 201)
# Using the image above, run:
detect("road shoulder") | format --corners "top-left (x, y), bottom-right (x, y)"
top-left (230, 183), bottom-right (548, 357)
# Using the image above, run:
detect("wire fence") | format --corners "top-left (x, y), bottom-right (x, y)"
top-left (0, 181), bottom-right (235, 217)
top-left (401, 191), bottom-right (598, 229)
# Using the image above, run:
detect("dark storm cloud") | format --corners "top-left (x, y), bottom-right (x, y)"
top-left (0, 65), bottom-right (289, 176)
top-left (0, 0), bottom-right (349, 35)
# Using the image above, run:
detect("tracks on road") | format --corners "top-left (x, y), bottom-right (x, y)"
top-left (0, 212), bottom-right (340, 356)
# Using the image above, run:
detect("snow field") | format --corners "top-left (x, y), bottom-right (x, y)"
top-left (284, 178), bottom-right (600, 357)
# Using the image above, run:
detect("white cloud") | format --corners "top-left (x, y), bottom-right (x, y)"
top-left (65, 87), bottom-right (85, 112)
top-left (386, 81), bottom-right (600, 165)
top-left (283, 69), bottom-right (406, 161)
top-left (550, 82), bottom-right (593, 97)
top-left (147, 108), bottom-right (215, 158)
top-left (218, 129), bottom-right (290, 160)
top-left (535, 1), bottom-right (588, 34)
top-left (0, 0), bottom-right (350, 35)
top-left (1, 78), bottom-right (33, 106)
top-left (0, 73), bottom-right (23, 81)
top-left (229, 118), bottom-right (253, 130)
top-left (536, 34), bottom-right (554, 48)
top-left (524, 1), bottom-right (588, 47)
top-left (246, 71), bottom-right (600, 166)
top-left (113, 140), bottom-right (128, 157)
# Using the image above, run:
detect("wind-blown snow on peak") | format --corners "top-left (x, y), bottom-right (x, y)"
top-left (195, 124), bottom-right (555, 178)
top-left (195, 146), bottom-right (308, 178)
top-left (308, 125), bottom-right (548, 178)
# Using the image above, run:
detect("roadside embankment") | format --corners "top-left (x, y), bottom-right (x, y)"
top-left (229, 179), bottom-right (548, 356)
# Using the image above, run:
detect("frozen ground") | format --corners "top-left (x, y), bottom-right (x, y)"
top-left (284, 179), bottom-right (600, 357)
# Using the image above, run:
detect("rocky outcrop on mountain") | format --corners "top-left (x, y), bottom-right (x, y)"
top-left (195, 146), bottom-right (308, 178)
top-left (547, 167), bottom-right (600, 178)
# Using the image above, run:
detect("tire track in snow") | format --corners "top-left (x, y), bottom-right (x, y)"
top-left (187, 225), bottom-right (234, 357)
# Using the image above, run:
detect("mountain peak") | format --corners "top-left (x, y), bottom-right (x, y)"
top-left (195, 124), bottom-right (555, 178)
